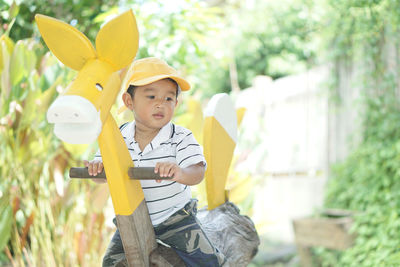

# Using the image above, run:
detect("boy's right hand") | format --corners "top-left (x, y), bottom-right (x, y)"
top-left (84, 159), bottom-right (104, 175)
top-left (84, 160), bottom-right (106, 183)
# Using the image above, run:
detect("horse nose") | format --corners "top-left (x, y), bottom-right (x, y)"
top-left (47, 95), bottom-right (99, 123)
top-left (50, 111), bottom-right (81, 120)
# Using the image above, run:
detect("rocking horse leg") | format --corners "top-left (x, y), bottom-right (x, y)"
top-left (116, 200), bottom-right (157, 266)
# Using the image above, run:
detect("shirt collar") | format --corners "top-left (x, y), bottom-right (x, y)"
top-left (125, 121), bottom-right (173, 152)
top-left (125, 121), bottom-right (136, 145)
top-left (150, 122), bottom-right (173, 150)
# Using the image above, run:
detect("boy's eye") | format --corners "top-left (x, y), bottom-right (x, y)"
top-left (147, 95), bottom-right (155, 99)
top-left (166, 97), bottom-right (174, 101)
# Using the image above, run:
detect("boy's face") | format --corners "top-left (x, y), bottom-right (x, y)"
top-left (123, 79), bottom-right (178, 131)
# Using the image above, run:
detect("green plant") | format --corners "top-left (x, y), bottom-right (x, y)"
top-left (0, 30), bottom-right (111, 265)
top-left (318, 0), bottom-right (400, 266)
top-left (0, 0), bottom-right (119, 41)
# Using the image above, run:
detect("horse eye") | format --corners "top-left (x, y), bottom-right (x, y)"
top-left (95, 83), bottom-right (103, 91)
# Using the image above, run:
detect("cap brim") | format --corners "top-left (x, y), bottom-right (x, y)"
top-left (130, 74), bottom-right (190, 91)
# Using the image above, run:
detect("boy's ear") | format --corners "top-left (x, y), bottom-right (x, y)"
top-left (35, 14), bottom-right (97, 71)
top-left (122, 92), bottom-right (133, 110)
top-left (96, 10), bottom-right (139, 71)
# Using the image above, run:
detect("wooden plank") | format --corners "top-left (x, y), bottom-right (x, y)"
top-left (297, 245), bottom-right (313, 267)
top-left (321, 209), bottom-right (355, 217)
top-left (292, 217), bottom-right (355, 250)
top-left (116, 200), bottom-right (157, 266)
top-left (97, 116), bottom-right (149, 266)
top-left (69, 167), bottom-right (172, 180)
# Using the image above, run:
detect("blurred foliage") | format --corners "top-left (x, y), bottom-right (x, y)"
top-left (225, 0), bottom-right (321, 88)
top-left (193, 0), bottom-right (322, 95)
top-left (317, 0), bottom-right (400, 266)
top-left (0, 0), bottom-right (257, 264)
top-left (319, 93), bottom-right (400, 266)
top-left (1, 0), bottom-right (228, 98)
top-left (0, 31), bottom-right (111, 265)
top-left (1, 0), bottom-right (319, 97)
top-left (0, 0), bottom-right (118, 41)
top-left (7, 0), bottom-right (400, 265)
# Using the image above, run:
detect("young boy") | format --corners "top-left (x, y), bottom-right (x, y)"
top-left (84, 57), bottom-right (226, 267)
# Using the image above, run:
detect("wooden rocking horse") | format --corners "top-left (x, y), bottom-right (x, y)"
top-left (36, 10), bottom-right (259, 267)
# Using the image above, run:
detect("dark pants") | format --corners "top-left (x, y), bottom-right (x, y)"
top-left (102, 199), bottom-right (226, 267)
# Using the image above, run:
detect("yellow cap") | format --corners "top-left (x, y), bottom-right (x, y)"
top-left (127, 57), bottom-right (190, 91)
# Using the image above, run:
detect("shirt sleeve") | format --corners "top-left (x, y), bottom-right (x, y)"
top-left (93, 148), bottom-right (102, 160)
top-left (176, 132), bottom-right (207, 169)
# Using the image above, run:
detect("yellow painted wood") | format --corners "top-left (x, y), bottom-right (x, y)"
top-left (186, 98), bottom-right (204, 144)
top-left (37, 11), bottom-right (143, 216)
top-left (98, 72), bottom-right (121, 123)
top-left (96, 10), bottom-right (139, 71)
top-left (203, 116), bottom-right (236, 210)
top-left (64, 59), bottom-right (114, 109)
top-left (176, 97), bottom-right (204, 144)
top-left (236, 107), bottom-right (246, 128)
top-left (35, 14), bottom-right (96, 71)
top-left (99, 115), bottom-right (144, 215)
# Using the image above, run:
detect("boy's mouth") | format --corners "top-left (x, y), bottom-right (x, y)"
top-left (152, 113), bottom-right (164, 119)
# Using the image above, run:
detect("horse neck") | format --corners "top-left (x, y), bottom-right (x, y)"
top-left (97, 114), bottom-right (144, 215)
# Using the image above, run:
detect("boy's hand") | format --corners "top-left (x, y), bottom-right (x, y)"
top-left (83, 160), bottom-right (106, 184)
top-left (154, 162), bottom-right (183, 183)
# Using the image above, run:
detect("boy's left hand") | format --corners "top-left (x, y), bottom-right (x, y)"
top-left (154, 162), bottom-right (182, 183)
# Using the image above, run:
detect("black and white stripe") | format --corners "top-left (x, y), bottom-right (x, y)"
top-left (93, 121), bottom-right (206, 225)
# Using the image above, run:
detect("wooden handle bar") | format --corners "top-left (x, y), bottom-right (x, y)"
top-left (69, 167), bottom-right (172, 180)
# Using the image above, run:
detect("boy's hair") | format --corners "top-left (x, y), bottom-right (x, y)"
top-left (127, 78), bottom-right (180, 98)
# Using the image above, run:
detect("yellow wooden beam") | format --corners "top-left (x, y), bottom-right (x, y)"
top-left (99, 115), bottom-right (144, 215)
top-left (203, 93), bottom-right (237, 210)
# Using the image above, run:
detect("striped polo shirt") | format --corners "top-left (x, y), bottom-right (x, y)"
top-left (95, 121), bottom-right (206, 225)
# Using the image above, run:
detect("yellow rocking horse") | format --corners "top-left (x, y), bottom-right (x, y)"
top-left (36, 10), bottom-right (259, 267)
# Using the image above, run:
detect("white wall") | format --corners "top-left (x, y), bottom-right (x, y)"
top-left (234, 66), bottom-right (332, 242)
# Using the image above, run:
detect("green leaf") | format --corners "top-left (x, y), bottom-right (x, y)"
top-left (0, 198), bottom-right (12, 251)
top-left (0, 40), bottom-right (12, 98)
top-left (8, 2), bottom-right (20, 20)
top-left (8, 40), bottom-right (36, 90)
top-left (9, 40), bottom-right (27, 87)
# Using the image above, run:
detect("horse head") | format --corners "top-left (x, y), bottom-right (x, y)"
top-left (36, 10), bottom-right (139, 144)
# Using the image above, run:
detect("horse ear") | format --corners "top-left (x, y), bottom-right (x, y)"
top-left (35, 14), bottom-right (96, 71)
top-left (95, 10), bottom-right (139, 71)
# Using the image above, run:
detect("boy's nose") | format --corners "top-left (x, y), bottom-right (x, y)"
top-left (155, 99), bottom-right (166, 107)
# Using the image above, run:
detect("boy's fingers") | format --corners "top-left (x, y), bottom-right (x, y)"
top-left (84, 160), bottom-right (103, 176)
top-left (154, 163), bottom-right (160, 173)
top-left (92, 164), bottom-right (98, 176)
top-left (155, 163), bottom-right (165, 176)
top-left (88, 164), bottom-right (93, 176)
top-left (164, 165), bottom-right (171, 177)
top-left (98, 162), bottom-right (103, 173)
top-left (166, 164), bottom-right (174, 176)
top-left (159, 165), bottom-right (168, 177)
